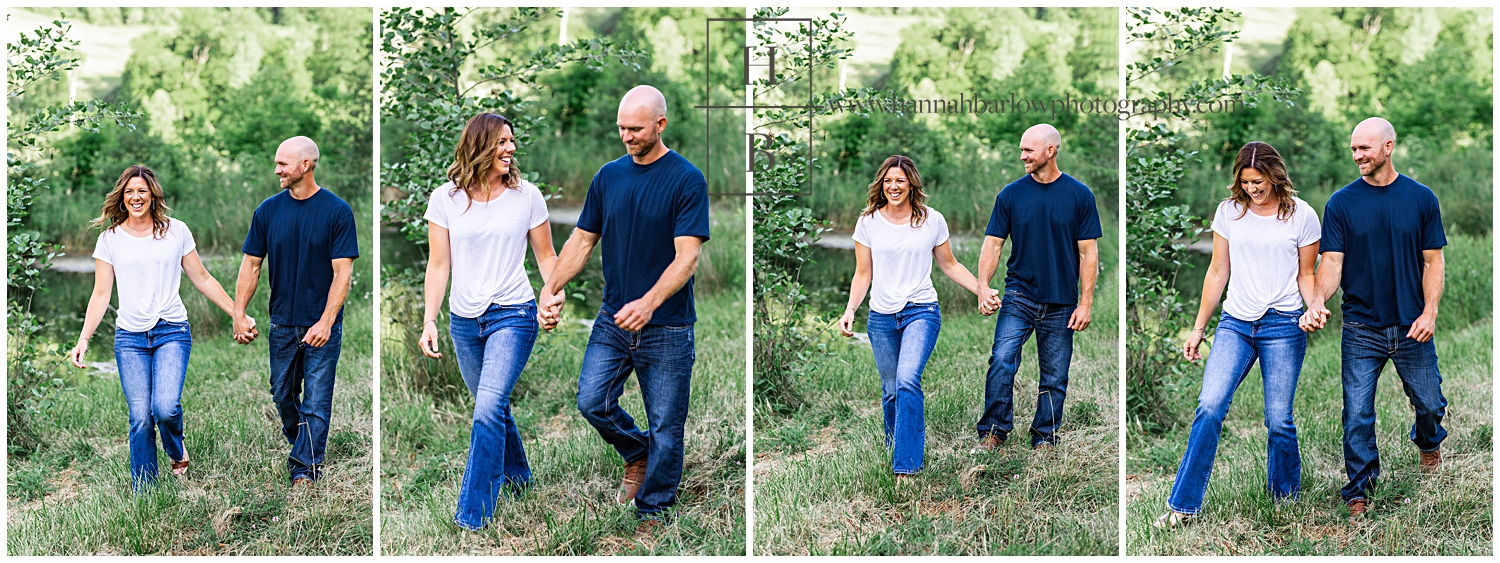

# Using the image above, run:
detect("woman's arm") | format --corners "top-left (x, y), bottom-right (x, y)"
top-left (1296, 242), bottom-right (1321, 311)
top-left (182, 250), bottom-right (239, 318)
top-left (838, 242), bottom-right (874, 337)
top-left (933, 241), bottom-right (982, 296)
top-left (69, 260), bottom-right (116, 368)
top-left (528, 220), bottom-right (562, 330)
top-left (1185, 232), bottom-right (1231, 361)
top-left (419, 222), bottom-right (452, 358)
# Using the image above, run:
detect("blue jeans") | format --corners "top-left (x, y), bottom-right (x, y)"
top-left (979, 290), bottom-right (1075, 447)
top-left (575, 311), bottom-right (694, 516)
top-left (866, 302), bottom-right (941, 474)
top-left (449, 301), bottom-right (538, 530)
top-left (114, 319), bottom-right (192, 490)
top-left (1339, 321), bottom-right (1446, 503)
top-left (268, 321), bottom-right (342, 482)
top-left (1168, 309), bottom-right (1306, 514)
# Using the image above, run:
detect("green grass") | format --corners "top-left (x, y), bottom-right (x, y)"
top-left (378, 289), bottom-right (746, 556)
top-left (753, 248), bottom-right (1120, 555)
top-left (1127, 301), bottom-right (1492, 552)
top-left (7, 256), bottom-right (375, 555)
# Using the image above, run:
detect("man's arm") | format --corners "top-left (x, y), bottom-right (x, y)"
top-left (1308, 251), bottom-right (1344, 330)
top-left (303, 257), bottom-right (354, 347)
top-left (538, 228), bottom-right (601, 323)
top-left (233, 254), bottom-right (264, 343)
top-left (1408, 248), bottom-right (1444, 342)
top-left (612, 235), bottom-right (704, 332)
top-left (976, 235), bottom-right (1006, 314)
top-left (1070, 239), bottom-right (1099, 331)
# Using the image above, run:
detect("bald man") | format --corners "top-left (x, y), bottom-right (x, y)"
top-left (1306, 118), bottom-right (1446, 519)
top-left (233, 136), bottom-right (359, 486)
top-left (973, 123), bottom-right (1101, 451)
top-left (538, 85), bottom-right (710, 524)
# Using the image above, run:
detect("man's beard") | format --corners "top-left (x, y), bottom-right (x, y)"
top-left (628, 135), bottom-right (661, 158)
top-left (1361, 154), bottom-right (1389, 176)
top-left (280, 171), bottom-right (303, 188)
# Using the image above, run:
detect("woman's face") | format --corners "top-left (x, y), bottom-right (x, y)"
top-left (1239, 166), bottom-right (1272, 207)
top-left (492, 124), bottom-right (517, 176)
top-left (122, 176), bottom-right (153, 220)
top-left (882, 166), bottom-right (910, 207)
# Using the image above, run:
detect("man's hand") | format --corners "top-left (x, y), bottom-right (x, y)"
top-left (978, 288), bottom-right (1001, 316)
top-left (1068, 304), bottom-right (1092, 331)
top-left (302, 320), bottom-right (332, 347)
top-left (1407, 312), bottom-right (1437, 342)
top-left (538, 288), bottom-right (565, 330)
top-left (613, 297), bottom-right (658, 332)
top-left (233, 314), bottom-right (258, 344)
top-left (1299, 308), bottom-right (1328, 333)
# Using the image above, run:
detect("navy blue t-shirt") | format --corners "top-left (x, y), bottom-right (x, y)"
top-left (242, 187), bottom-right (360, 326)
top-left (984, 172), bottom-right (1103, 305)
top-left (1321, 174), bottom-right (1446, 327)
top-left (576, 151), bottom-right (711, 326)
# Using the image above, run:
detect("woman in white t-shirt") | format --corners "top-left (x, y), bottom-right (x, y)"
top-left (68, 165), bottom-right (248, 490)
top-left (836, 155), bottom-right (990, 482)
top-left (418, 113), bottom-right (560, 530)
top-left (1156, 142), bottom-right (1321, 528)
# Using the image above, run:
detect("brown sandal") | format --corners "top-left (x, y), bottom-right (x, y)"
top-left (171, 458), bottom-right (190, 476)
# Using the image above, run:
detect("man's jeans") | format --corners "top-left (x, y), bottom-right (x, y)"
top-left (449, 301), bottom-right (538, 530)
top-left (1168, 309), bottom-right (1306, 514)
top-left (1340, 321), bottom-right (1447, 503)
top-left (866, 302), bottom-right (941, 475)
top-left (979, 290), bottom-right (1075, 447)
top-left (114, 319), bottom-right (192, 490)
top-left (268, 322), bottom-right (342, 482)
top-left (576, 312), bottom-right (694, 516)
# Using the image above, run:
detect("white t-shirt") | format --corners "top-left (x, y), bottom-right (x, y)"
top-left (92, 217), bottom-right (195, 333)
top-left (424, 180), bottom-right (549, 318)
top-left (1211, 198), bottom-right (1321, 321)
top-left (852, 207), bottom-right (950, 314)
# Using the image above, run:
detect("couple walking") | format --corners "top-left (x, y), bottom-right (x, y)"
top-left (417, 85), bottom-right (709, 530)
top-left (70, 136), bottom-right (359, 489)
top-left (1156, 117), bottom-right (1448, 527)
top-left (837, 124), bottom-right (1103, 479)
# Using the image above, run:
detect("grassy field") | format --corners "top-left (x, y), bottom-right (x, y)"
top-left (1127, 237), bottom-right (1493, 555)
top-left (753, 217), bottom-right (1120, 555)
top-left (378, 202), bottom-right (747, 555)
top-left (7, 257), bottom-right (375, 555)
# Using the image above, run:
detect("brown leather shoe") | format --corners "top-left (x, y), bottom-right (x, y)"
top-left (1419, 447), bottom-right (1442, 472)
top-left (292, 477), bottom-right (314, 489)
top-left (1347, 498), bottom-right (1369, 520)
top-left (636, 518), bottom-right (666, 536)
top-left (616, 458), bottom-right (648, 505)
top-left (973, 434), bottom-right (1005, 453)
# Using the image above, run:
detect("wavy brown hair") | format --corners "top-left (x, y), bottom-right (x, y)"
top-left (1226, 141), bottom-right (1297, 221)
top-left (90, 165), bottom-right (172, 238)
top-left (447, 112), bottom-right (521, 212)
top-left (860, 155), bottom-right (929, 228)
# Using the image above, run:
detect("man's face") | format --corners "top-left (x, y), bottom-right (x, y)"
top-left (1349, 131), bottom-right (1391, 178)
top-left (618, 105), bottom-right (664, 158)
top-left (1019, 136), bottom-right (1053, 175)
top-left (274, 147), bottom-right (306, 188)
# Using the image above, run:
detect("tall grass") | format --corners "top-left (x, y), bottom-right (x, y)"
top-left (378, 203), bottom-right (746, 555)
top-left (1127, 234), bottom-right (1492, 555)
top-left (754, 214), bottom-right (1120, 555)
top-left (7, 256), bottom-right (375, 555)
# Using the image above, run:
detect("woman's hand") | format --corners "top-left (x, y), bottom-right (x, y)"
top-left (1183, 330), bottom-right (1205, 362)
top-left (838, 309), bottom-right (856, 337)
top-left (68, 338), bottom-right (89, 369)
top-left (418, 321), bottom-right (442, 359)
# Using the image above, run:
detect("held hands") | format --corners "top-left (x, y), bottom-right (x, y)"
top-left (977, 288), bottom-right (1001, 316)
top-left (613, 296), bottom-right (657, 332)
top-left (838, 308), bottom-right (856, 337)
top-left (233, 314), bottom-right (259, 344)
top-left (538, 288), bottom-right (565, 330)
top-left (1299, 306), bottom-right (1330, 333)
